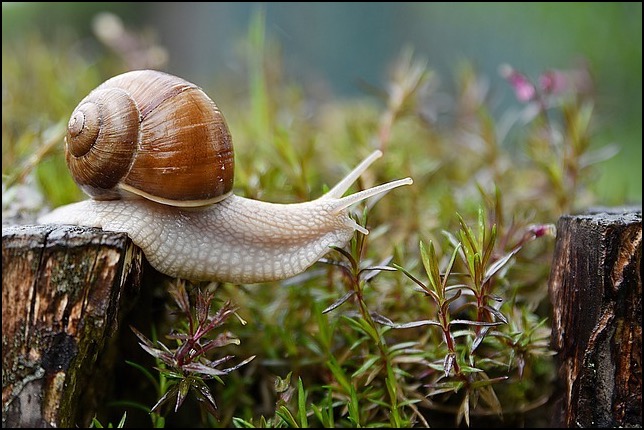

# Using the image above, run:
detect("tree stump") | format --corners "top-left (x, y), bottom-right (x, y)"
top-left (549, 207), bottom-right (642, 428)
top-left (2, 224), bottom-right (146, 428)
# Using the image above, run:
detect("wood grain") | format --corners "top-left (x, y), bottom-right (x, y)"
top-left (2, 224), bottom-right (145, 427)
top-left (549, 208), bottom-right (642, 427)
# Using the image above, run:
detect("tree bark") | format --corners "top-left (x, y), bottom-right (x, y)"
top-left (549, 207), bottom-right (642, 428)
top-left (2, 224), bottom-right (146, 428)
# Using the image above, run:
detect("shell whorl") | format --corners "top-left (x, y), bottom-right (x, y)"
top-left (66, 88), bottom-right (140, 200)
top-left (65, 69), bottom-right (235, 207)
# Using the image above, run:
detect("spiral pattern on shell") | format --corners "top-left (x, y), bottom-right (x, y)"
top-left (65, 70), bottom-right (235, 207)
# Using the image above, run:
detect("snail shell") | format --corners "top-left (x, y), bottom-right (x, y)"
top-left (66, 69), bottom-right (234, 207)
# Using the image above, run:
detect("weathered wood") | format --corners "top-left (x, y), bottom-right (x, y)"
top-left (549, 207), bottom-right (642, 428)
top-left (2, 224), bottom-right (146, 428)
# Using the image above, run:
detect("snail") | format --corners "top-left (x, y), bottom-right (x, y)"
top-left (39, 70), bottom-right (413, 284)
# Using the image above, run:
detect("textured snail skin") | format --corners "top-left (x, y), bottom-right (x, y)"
top-left (40, 150), bottom-right (412, 284)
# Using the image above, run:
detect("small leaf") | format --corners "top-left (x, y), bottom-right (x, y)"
top-left (193, 378), bottom-right (218, 415)
top-left (154, 367), bottom-right (184, 380)
top-left (175, 378), bottom-right (191, 412)
top-left (360, 265), bottom-right (397, 282)
top-left (311, 387), bottom-right (335, 427)
top-left (363, 264), bottom-right (397, 273)
top-left (365, 363), bottom-right (384, 386)
top-left (117, 412), bottom-right (127, 428)
top-left (484, 304), bottom-right (508, 324)
top-left (420, 240), bottom-right (442, 297)
top-left (204, 354), bottom-right (234, 369)
top-left (166, 330), bottom-right (189, 340)
top-left (203, 301), bottom-right (238, 333)
top-left (426, 381), bottom-right (464, 397)
top-left (326, 357), bottom-right (352, 395)
top-left (276, 405), bottom-right (298, 427)
top-left (483, 245), bottom-right (522, 283)
top-left (442, 243), bottom-right (462, 290)
top-left (297, 378), bottom-right (308, 428)
top-left (231, 417), bottom-right (255, 428)
top-left (457, 391), bottom-right (470, 427)
top-left (388, 319), bottom-right (442, 329)
top-left (443, 289), bottom-right (463, 308)
top-left (482, 224), bottom-right (497, 268)
top-left (130, 326), bottom-right (155, 349)
top-left (477, 383), bottom-right (504, 417)
top-left (489, 293), bottom-right (503, 302)
top-left (200, 332), bottom-right (241, 355)
top-left (517, 354), bottom-right (526, 378)
top-left (195, 290), bottom-right (210, 326)
top-left (370, 312), bottom-right (394, 326)
top-left (182, 362), bottom-right (228, 376)
top-left (168, 279), bottom-right (191, 315)
top-left (347, 385), bottom-right (362, 427)
top-left (317, 257), bottom-right (350, 268)
top-left (388, 341), bottom-right (422, 352)
top-left (359, 316), bottom-right (381, 341)
top-left (445, 283), bottom-right (471, 293)
top-left (90, 416), bottom-right (104, 428)
top-left (352, 355), bottom-right (380, 379)
top-left (150, 385), bottom-right (178, 414)
top-left (322, 290), bottom-right (355, 314)
top-left (221, 355), bottom-right (256, 373)
top-left (138, 343), bottom-right (175, 366)
top-left (330, 245), bottom-right (358, 272)
top-left (472, 252), bottom-right (482, 286)
top-left (457, 213), bottom-right (478, 257)
top-left (360, 255), bottom-right (395, 282)
top-left (393, 264), bottom-right (439, 302)
top-left (472, 326), bottom-right (491, 352)
top-left (449, 319), bottom-right (504, 327)
top-left (443, 353), bottom-right (455, 377)
top-left (155, 340), bottom-right (174, 355)
top-left (477, 206), bottom-right (485, 250)
top-left (470, 375), bottom-right (509, 389)
top-left (579, 143), bottom-right (619, 168)
top-left (458, 364), bottom-right (485, 373)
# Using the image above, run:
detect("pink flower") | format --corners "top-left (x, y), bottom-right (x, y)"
top-left (499, 64), bottom-right (536, 103)
top-left (527, 224), bottom-right (556, 238)
top-left (539, 70), bottom-right (568, 95)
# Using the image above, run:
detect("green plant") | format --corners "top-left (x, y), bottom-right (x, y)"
top-left (393, 207), bottom-right (555, 426)
top-left (131, 280), bottom-right (255, 418)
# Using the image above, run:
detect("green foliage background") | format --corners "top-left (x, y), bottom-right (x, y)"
top-left (3, 2), bottom-right (641, 203)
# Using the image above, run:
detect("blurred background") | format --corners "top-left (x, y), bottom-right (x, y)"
top-left (3, 2), bottom-right (642, 203)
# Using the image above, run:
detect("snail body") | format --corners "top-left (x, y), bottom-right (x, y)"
top-left (39, 70), bottom-right (412, 284)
